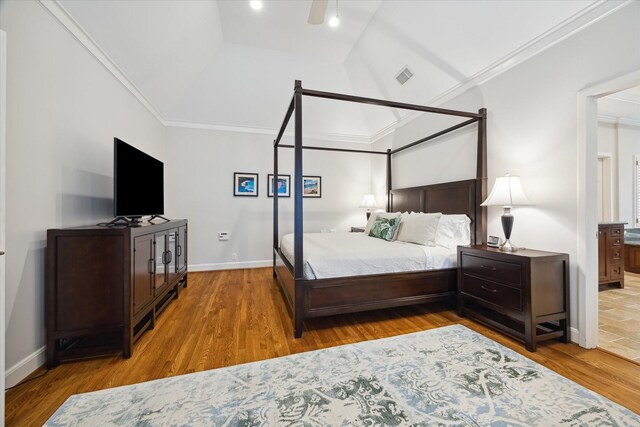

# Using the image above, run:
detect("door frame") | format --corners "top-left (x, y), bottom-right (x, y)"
top-left (1, 28), bottom-right (7, 421)
top-left (578, 70), bottom-right (640, 348)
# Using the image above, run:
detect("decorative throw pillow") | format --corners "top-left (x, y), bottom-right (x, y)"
top-left (396, 212), bottom-right (442, 246)
top-left (369, 216), bottom-right (401, 241)
top-left (364, 212), bottom-right (400, 236)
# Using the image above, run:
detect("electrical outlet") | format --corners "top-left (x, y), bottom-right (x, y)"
top-left (218, 232), bottom-right (229, 241)
top-left (231, 253), bottom-right (237, 261)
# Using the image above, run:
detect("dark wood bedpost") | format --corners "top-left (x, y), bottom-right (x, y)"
top-left (386, 148), bottom-right (392, 212)
top-left (293, 80), bottom-right (304, 337)
top-left (476, 108), bottom-right (488, 244)
top-left (273, 140), bottom-right (278, 278)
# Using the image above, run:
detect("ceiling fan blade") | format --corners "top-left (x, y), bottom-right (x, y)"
top-left (308, 0), bottom-right (328, 25)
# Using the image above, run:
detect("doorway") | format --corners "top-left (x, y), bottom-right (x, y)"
top-left (595, 85), bottom-right (640, 362)
top-left (578, 70), bottom-right (640, 351)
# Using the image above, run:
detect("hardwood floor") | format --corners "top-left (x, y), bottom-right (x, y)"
top-left (599, 273), bottom-right (640, 362)
top-left (6, 268), bottom-right (640, 425)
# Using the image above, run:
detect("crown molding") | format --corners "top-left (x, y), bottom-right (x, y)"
top-left (370, 0), bottom-right (632, 144)
top-left (598, 114), bottom-right (640, 127)
top-left (607, 91), bottom-right (640, 106)
top-left (38, 0), bottom-right (166, 125)
top-left (40, 0), bottom-right (632, 145)
top-left (39, 0), bottom-right (373, 144)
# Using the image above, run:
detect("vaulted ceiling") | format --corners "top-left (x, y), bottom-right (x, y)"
top-left (59, 0), bottom-right (623, 142)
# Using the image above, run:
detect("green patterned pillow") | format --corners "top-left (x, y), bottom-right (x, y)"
top-left (369, 216), bottom-right (401, 241)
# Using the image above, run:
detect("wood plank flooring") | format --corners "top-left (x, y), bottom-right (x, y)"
top-left (6, 268), bottom-right (640, 425)
top-left (599, 274), bottom-right (640, 362)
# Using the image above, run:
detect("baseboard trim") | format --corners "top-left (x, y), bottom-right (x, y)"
top-left (188, 260), bottom-right (272, 272)
top-left (5, 346), bottom-right (46, 388)
top-left (570, 326), bottom-right (580, 344)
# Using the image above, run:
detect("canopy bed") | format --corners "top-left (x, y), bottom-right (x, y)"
top-left (273, 80), bottom-right (487, 337)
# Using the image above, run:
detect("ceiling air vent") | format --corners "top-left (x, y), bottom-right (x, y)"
top-left (395, 67), bottom-right (413, 85)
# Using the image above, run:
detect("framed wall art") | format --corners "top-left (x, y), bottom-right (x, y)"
top-left (302, 176), bottom-right (321, 198)
top-left (268, 174), bottom-right (290, 197)
top-left (234, 172), bottom-right (259, 197)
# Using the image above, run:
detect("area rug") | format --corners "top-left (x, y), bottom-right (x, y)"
top-left (46, 325), bottom-right (639, 426)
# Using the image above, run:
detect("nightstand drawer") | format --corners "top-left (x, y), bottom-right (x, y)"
top-left (460, 254), bottom-right (522, 287)
top-left (461, 274), bottom-right (522, 312)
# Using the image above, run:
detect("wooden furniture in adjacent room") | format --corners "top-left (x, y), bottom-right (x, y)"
top-left (46, 219), bottom-right (187, 367)
top-left (625, 243), bottom-right (640, 274)
top-left (598, 222), bottom-right (625, 289)
top-left (457, 245), bottom-right (570, 352)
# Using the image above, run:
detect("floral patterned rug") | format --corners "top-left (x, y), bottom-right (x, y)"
top-left (46, 325), bottom-right (639, 426)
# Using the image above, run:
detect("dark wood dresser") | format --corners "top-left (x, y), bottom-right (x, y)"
top-left (46, 219), bottom-right (187, 367)
top-left (457, 245), bottom-right (570, 352)
top-left (598, 222), bottom-right (625, 289)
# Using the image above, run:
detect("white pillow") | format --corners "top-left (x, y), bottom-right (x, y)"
top-left (396, 212), bottom-right (442, 246)
top-left (435, 214), bottom-right (471, 249)
top-left (364, 211), bottom-right (400, 235)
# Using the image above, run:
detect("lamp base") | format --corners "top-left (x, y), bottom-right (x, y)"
top-left (500, 207), bottom-right (518, 252)
top-left (500, 239), bottom-right (518, 252)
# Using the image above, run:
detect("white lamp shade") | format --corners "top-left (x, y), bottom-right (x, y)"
top-left (481, 174), bottom-right (533, 207)
top-left (359, 194), bottom-right (377, 209)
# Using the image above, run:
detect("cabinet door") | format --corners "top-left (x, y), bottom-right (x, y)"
top-left (155, 230), bottom-right (168, 294)
top-left (598, 229), bottom-right (609, 282)
top-left (177, 225), bottom-right (187, 273)
top-left (167, 228), bottom-right (179, 284)
top-left (133, 234), bottom-right (155, 315)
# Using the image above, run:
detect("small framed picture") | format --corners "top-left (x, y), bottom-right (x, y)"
top-left (268, 174), bottom-right (290, 197)
top-left (487, 235), bottom-right (500, 248)
top-left (302, 176), bottom-right (321, 198)
top-left (233, 172), bottom-right (259, 197)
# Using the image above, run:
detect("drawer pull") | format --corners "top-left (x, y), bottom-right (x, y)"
top-left (480, 265), bottom-right (497, 271)
top-left (481, 285), bottom-right (498, 293)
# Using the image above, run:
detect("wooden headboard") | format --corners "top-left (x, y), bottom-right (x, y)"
top-left (389, 178), bottom-right (486, 245)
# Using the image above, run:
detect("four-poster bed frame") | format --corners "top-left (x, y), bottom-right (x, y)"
top-left (273, 80), bottom-right (487, 338)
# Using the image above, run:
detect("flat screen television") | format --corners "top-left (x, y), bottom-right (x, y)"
top-left (114, 138), bottom-right (164, 222)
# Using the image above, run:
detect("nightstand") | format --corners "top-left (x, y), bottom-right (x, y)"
top-left (457, 245), bottom-right (570, 352)
top-left (351, 226), bottom-right (365, 233)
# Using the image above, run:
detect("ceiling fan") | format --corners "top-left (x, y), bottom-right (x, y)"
top-left (308, 0), bottom-right (339, 27)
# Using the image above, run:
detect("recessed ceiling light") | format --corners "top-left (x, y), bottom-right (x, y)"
top-left (328, 15), bottom-right (340, 27)
top-left (249, 1), bottom-right (263, 11)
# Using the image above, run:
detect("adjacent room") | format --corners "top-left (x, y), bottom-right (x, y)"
top-left (597, 85), bottom-right (640, 362)
top-left (2, 0), bottom-right (640, 424)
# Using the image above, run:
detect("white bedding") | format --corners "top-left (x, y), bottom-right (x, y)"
top-left (280, 232), bottom-right (457, 279)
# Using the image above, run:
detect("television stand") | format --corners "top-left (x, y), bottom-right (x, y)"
top-left (47, 219), bottom-right (188, 366)
top-left (148, 215), bottom-right (170, 223)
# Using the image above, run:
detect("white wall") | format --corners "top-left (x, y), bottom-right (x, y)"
top-left (616, 123), bottom-right (640, 226)
top-left (597, 121), bottom-right (618, 221)
top-left (165, 127), bottom-right (373, 270)
top-left (373, 1), bottom-right (640, 334)
top-left (0, 1), bottom-right (166, 386)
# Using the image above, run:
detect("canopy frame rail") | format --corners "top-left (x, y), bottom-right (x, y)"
top-left (273, 80), bottom-right (488, 333)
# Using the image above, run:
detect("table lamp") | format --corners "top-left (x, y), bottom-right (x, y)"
top-left (359, 194), bottom-right (377, 220)
top-left (481, 174), bottom-right (533, 252)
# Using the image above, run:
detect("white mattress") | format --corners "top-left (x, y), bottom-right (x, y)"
top-left (279, 232), bottom-right (457, 279)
